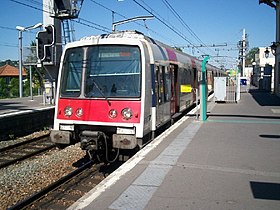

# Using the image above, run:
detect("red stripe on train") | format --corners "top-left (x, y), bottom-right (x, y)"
top-left (57, 98), bottom-right (141, 123)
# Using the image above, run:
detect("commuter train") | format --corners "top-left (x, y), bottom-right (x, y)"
top-left (50, 30), bottom-right (225, 162)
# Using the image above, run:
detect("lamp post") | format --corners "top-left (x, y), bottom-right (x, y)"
top-left (16, 23), bottom-right (42, 98)
top-left (200, 55), bottom-right (210, 121)
top-left (270, 42), bottom-right (279, 56)
top-left (264, 47), bottom-right (270, 58)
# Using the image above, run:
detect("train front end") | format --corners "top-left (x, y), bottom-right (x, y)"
top-left (50, 33), bottom-right (148, 162)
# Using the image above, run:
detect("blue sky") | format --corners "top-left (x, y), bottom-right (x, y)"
top-left (0, 0), bottom-right (276, 68)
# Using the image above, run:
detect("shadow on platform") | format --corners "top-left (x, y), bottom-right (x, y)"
top-left (249, 89), bottom-right (280, 106)
top-left (206, 114), bottom-right (280, 120)
top-left (0, 101), bottom-right (28, 110)
top-left (250, 181), bottom-right (280, 201)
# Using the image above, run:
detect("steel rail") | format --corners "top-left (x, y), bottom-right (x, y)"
top-left (0, 135), bottom-right (55, 169)
top-left (7, 160), bottom-right (94, 210)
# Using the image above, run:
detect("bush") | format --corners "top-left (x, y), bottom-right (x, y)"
top-left (8, 78), bottom-right (19, 98)
top-left (0, 78), bottom-right (9, 98)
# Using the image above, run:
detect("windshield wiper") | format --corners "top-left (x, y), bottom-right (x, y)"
top-left (92, 79), bottom-right (111, 106)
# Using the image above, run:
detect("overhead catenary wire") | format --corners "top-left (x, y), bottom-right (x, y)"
top-left (10, 0), bottom-right (210, 57)
top-left (7, 0), bottom-right (237, 67)
top-left (9, 0), bottom-right (49, 13)
top-left (0, 42), bottom-right (18, 48)
top-left (135, 0), bottom-right (239, 66)
top-left (161, 1), bottom-right (204, 45)
top-left (8, 0), bottom-right (110, 33)
top-left (0, 25), bottom-right (18, 31)
top-left (89, 0), bottom-right (178, 45)
top-left (132, 0), bottom-right (210, 56)
top-left (161, 0), bottom-right (216, 55)
top-left (0, 25), bottom-right (34, 50)
top-left (75, 18), bottom-right (111, 33)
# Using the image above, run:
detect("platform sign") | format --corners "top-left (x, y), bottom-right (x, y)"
top-left (181, 84), bottom-right (192, 93)
top-left (240, 77), bottom-right (247, 86)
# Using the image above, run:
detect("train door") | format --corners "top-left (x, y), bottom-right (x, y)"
top-left (155, 65), bottom-right (163, 125)
top-left (154, 64), bottom-right (170, 126)
top-left (192, 68), bottom-right (197, 102)
top-left (207, 70), bottom-right (213, 92)
top-left (170, 64), bottom-right (179, 115)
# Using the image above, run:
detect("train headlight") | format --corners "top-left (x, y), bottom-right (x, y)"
top-left (64, 106), bottom-right (73, 117)
top-left (122, 108), bottom-right (132, 120)
top-left (76, 108), bottom-right (83, 118)
top-left (109, 109), bottom-right (117, 119)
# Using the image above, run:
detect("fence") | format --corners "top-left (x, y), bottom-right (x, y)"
top-left (23, 46), bottom-right (37, 66)
top-left (214, 75), bottom-right (242, 103)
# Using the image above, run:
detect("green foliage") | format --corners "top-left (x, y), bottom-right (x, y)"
top-left (0, 60), bottom-right (17, 67)
top-left (0, 58), bottom-right (44, 98)
top-left (24, 79), bottom-right (30, 97)
top-left (0, 78), bottom-right (9, 98)
top-left (246, 47), bottom-right (259, 66)
top-left (9, 78), bottom-right (19, 98)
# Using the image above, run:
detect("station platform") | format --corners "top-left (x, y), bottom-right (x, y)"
top-left (69, 90), bottom-right (280, 210)
top-left (0, 95), bottom-right (53, 117)
top-left (0, 96), bottom-right (54, 140)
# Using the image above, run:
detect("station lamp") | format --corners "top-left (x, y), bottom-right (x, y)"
top-left (270, 42), bottom-right (279, 56)
top-left (264, 47), bottom-right (270, 58)
top-left (16, 23), bottom-right (43, 98)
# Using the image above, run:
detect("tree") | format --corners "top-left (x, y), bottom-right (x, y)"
top-left (24, 40), bottom-right (45, 97)
top-left (0, 60), bottom-right (17, 67)
top-left (24, 76), bottom-right (30, 97)
top-left (9, 78), bottom-right (19, 97)
top-left (0, 78), bottom-right (9, 98)
top-left (246, 47), bottom-right (259, 66)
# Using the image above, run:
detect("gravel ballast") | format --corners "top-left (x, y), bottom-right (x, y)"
top-left (0, 136), bottom-right (86, 209)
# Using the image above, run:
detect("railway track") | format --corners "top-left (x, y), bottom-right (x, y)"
top-left (8, 159), bottom-right (122, 210)
top-left (0, 134), bottom-right (55, 169)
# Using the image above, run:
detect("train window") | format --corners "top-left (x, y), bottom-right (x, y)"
top-left (159, 66), bottom-right (165, 103)
top-left (179, 68), bottom-right (188, 96)
top-left (198, 71), bottom-right (202, 81)
top-left (207, 71), bottom-right (212, 84)
top-left (85, 45), bottom-right (141, 98)
top-left (60, 48), bottom-right (84, 97)
top-left (155, 65), bottom-right (170, 104)
top-left (155, 66), bottom-right (160, 104)
top-left (165, 67), bottom-right (171, 102)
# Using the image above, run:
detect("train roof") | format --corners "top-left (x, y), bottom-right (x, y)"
top-left (74, 30), bottom-right (221, 72)
top-left (80, 30), bottom-right (146, 41)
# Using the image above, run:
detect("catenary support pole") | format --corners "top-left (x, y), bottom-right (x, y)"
top-left (242, 28), bottom-right (246, 77)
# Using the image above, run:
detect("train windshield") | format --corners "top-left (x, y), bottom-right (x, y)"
top-left (85, 45), bottom-right (141, 98)
top-left (60, 45), bottom-right (141, 98)
top-left (60, 47), bottom-right (84, 97)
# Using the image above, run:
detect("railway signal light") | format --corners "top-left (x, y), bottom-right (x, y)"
top-left (45, 25), bottom-right (55, 45)
top-left (36, 25), bottom-right (55, 62)
top-left (37, 33), bottom-right (44, 61)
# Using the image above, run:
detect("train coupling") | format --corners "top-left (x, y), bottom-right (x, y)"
top-left (80, 131), bottom-right (107, 151)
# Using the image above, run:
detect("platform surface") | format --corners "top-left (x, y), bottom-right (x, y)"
top-left (69, 90), bottom-right (280, 210)
top-left (0, 95), bottom-right (53, 116)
